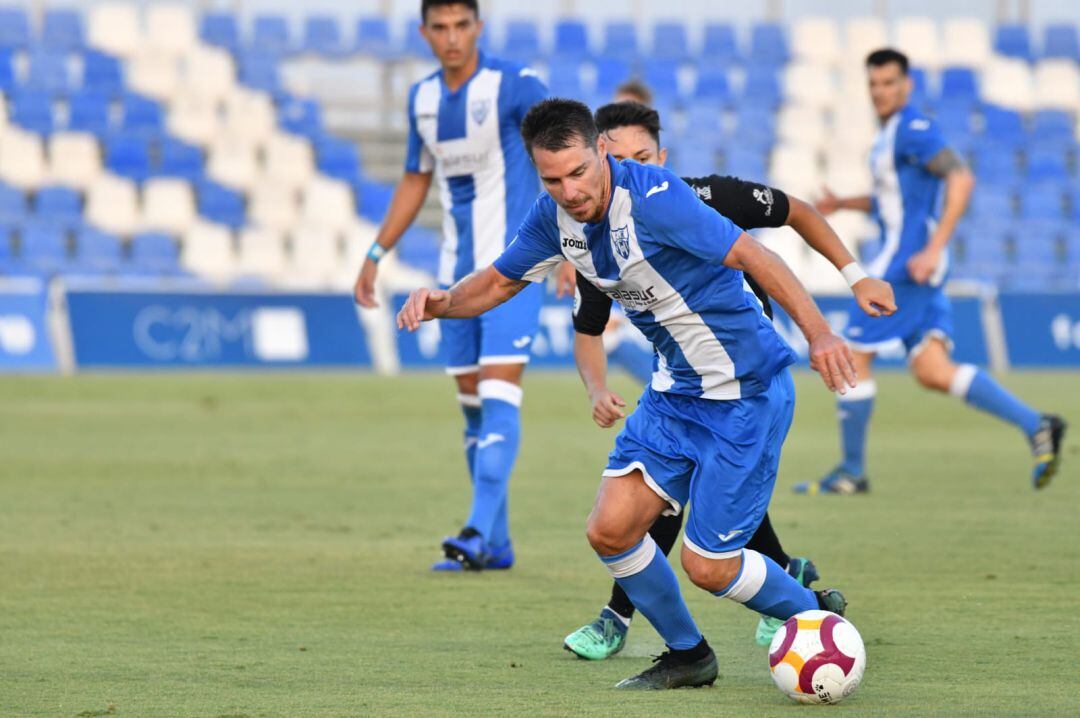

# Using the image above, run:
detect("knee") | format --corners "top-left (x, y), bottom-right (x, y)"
top-left (912, 363), bottom-right (952, 392)
top-left (586, 514), bottom-right (638, 556)
top-left (681, 549), bottom-right (742, 593)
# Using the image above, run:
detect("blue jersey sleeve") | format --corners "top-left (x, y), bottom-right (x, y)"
top-left (898, 114), bottom-right (949, 168)
top-left (508, 66), bottom-right (548, 124)
top-left (493, 196), bottom-right (562, 282)
top-left (635, 169), bottom-right (745, 264)
top-left (404, 83), bottom-right (433, 174)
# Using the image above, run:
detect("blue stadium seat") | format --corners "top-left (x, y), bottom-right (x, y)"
top-left (683, 105), bottom-right (724, 136)
top-left (748, 22), bottom-right (788, 66)
top-left (121, 94), bottom-right (164, 137)
top-left (82, 50), bottom-right (124, 98)
top-left (105, 136), bottom-right (151, 182)
top-left (740, 67), bottom-right (781, 109)
top-left (303, 15), bottom-right (347, 56)
top-left (0, 48), bottom-right (13, 92)
top-left (601, 22), bottom-right (638, 62)
top-left (643, 60), bottom-right (681, 103)
top-left (554, 19), bottom-right (590, 61)
top-left (669, 138), bottom-right (720, 177)
top-left (238, 51), bottom-right (282, 97)
top-left (130, 232), bottom-right (180, 274)
top-left (906, 67), bottom-right (931, 109)
top-left (158, 138), bottom-right (204, 180)
top-left (35, 186), bottom-right (82, 225)
top-left (939, 67), bottom-right (978, 104)
top-left (356, 17), bottom-right (393, 57)
top-left (19, 222), bottom-right (68, 272)
top-left (67, 91), bottom-right (112, 136)
top-left (197, 180), bottom-right (245, 228)
top-left (733, 106), bottom-right (776, 149)
top-left (26, 50), bottom-right (72, 96)
top-left (1020, 184), bottom-right (1066, 218)
top-left (42, 9), bottom-right (85, 52)
top-left (545, 58), bottom-right (586, 99)
top-left (279, 96), bottom-right (324, 138)
top-left (0, 6), bottom-right (30, 51)
top-left (981, 106), bottom-right (1026, 149)
top-left (11, 91), bottom-right (56, 135)
top-left (703, 24), bottom-right (740, 66)
top-left (1026, 149), bottom-right (1070, 184)
top-left (934, 105), bottom-right (974, 137)
top-left (1012, 220), bottom-right (1064, 285)
top-left (594, 57), bottom-right (632, 99)
top-left (501, 21), bottom-right (541, 63)
top-left (315, 137), bottom-right (361, 181)
top-left (969, 183), bottom-right (1016, 218)
top-left (252, 14), bottom-right (292, 56)
top-left (724, 147), bottom-right (768, 181)
top-left (0, 182), bottom-right (28, 226)
top-left (74, 227), bottom-right (123, 272)
top-left (200, 12), bottom-right (241, 52)
top-left (694, 65), bottom-right (732, 107)
top-left (1031, 110), bottom-right (1074, 142)
top-left (396, 226), bottom-right (440, 276)
top-left (652, 21), bottom-right (689, 62)
top-left (1043, 24), bottom-right (1080, 61)
top-left (402, 19), bottom-right (432, 58)
top-left (353, 178), bottom-right (393, 221)
top-left (0, 224), bottom-right (13, 269)
top-left (994, 24), bottom-right (1032, 61)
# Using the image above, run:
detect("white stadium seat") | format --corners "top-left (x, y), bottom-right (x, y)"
top-left (48, 132), bottom-right (103, 190)
top-left (141, 178), bottom-right (197, 235)
top-left (248, 181), bottom-right (300, 232)
top-left (262, 133), bottom-right (316, 190)
top-left (791, 17), bottom-right (841, 67)
top-left (770, 144), bottom-right (821, 200)
top-left (181, 221), bottom-right (235, 281)
top-left (236, 226), bottom-right (289, 279)
top-left (894, 17), bottom-right (941, 70)
top-left (146, 4), bottom-right (198, 57)
top-left (783, 62), bottom-right (837, 109)
top-left (843, 17), bottom-right (888, 66)
top-left (1033, 60), bottom-right (1080, 111)
top-left (982, 57), bottom-right (1035, 112)
top-left (290, 226), bottom-right (342, 284)
top-left (0, 129), bottom-right (47, 190)
top-left (776, 104), bottom-right (828, 148)
top-left (128, 48), bottom-right (180, 101)
top-left (300, 176), bottom-right (357, 233)
top-left (88, 3), bottom-right (141, 58)
top-left (206, 140), bottom-right (259, 191)
top-left (941, 18), bottom-right (991, 68)
top-left (168, 92), bottom-right (222, 147)
top-left (222, 89), bottom-right (277, 146)
top-left (180, 46), bottom-right (236, 103)
top-left (85, 174), bottom-right (140, 236)
top-left (755, 227), bottom-right (810, 280)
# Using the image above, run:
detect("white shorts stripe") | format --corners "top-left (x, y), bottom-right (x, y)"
top-left (602, 461), bottom-right (681, 516)
top-left (682, 536), bottom-right (742, 560)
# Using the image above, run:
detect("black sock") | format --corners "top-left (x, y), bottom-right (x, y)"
top-left (667, 636), bottom-right (711, 663)
top-left (459, 526), bottom-right (480, 540)
top-left (744, 513), bottom-right (790, 568)
top-left (606, 512), bottom-right (685, 620)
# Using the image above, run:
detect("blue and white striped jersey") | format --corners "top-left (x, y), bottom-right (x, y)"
top-left (494, 157), bottom-right (796, 400)
top-left (867, 104), bottom-right (950, 287)
top-left (405, 52), bottom-right (548, 285)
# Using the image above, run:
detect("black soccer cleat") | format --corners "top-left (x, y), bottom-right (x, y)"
top-left (614, 646), bottom-right (718, 690)
top-left (1030, 414), bottom-right (1067, 490)
top-left (815, 588), bottom-right (848, 617)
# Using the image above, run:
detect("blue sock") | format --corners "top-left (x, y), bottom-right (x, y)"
top-left (608, 340), bottom-right (654, 385)
top-left (465, 380), bottom-right (522, 543)
top-left (837, 380), bottom-right (875, 477)
top-left (715, 549), bottom-right (818, 620)
top-left (459, 395), bottom-right (482, 476)
top-left (951, 365), bottom-right (1041, 437)
top-left (600, 535), bottom-right (702, 650)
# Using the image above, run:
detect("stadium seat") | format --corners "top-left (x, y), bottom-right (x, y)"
top-left (740, 66), bottom-right (781, 109)
top-left (82, 50), bottom-right (125, 99)
top-left (0, 6), bottom-right (31, 51)
top-left (85, 174), bottom-right (139, 236)
top-left (1020, 184), bottom-right (1067, 218)
top-left (206, 140), bottom-right (258, 191)
top-left (11, 91), bottom-right (56, 135)
top-left (982, 58), bottom-right (1034, 111)
top-left (200, 12), bottom-right (241, 53)
top-left (981, 105), bottom-right (1027, 149)
top-left (1032, 60), bottom-right (1080, 111)
top-left (651, 21), bottom-right (689, 63)
top-left (35, 186), bottom-right (82, 227)
top-left (0, 182), bottom-right (28, 226)
top-left (356, 17), bottom-right (394, 57)
top-left (545, 58), bottom-right (585, 99)
top-left (236, 226), bottom-right (288, 279)
top-left (300, 176), bottom-right (355, 233)
top-left (994, 23), bottom-right (1033, 62)
top-left (0, 130), bottom-right (47, 189)
top-left (167, 93), bottom-right (219, 146)
top-left (593, 57), bottom-right (632, 99)
top-left (221, 90), bottom-right (276, 145)
top-left (1031, 110), bottom-right (1075, 143)
top-left (248, 180), bottom-right (298, 232)
top-left (279, 96), bottom-right (324, 138)
top-left (353, 178), bottom-right (393, 221)
top-left (314, 137), bottom-right (361, 182)
top-left (974, 147), bottom-right (1019, 187)
top-left (643, 60), bottom-right (681, 104)
top-left (262, 133), bottom-right (315, 190)
top-left (303, 15), bottom-right (348, 57)
top-left (252, 14), bottom-right (293, 56)
top-left (180, 46), bottom-right (236, 103)
top-left (74, 226), bottom-right (123, 273)
top-left (934, 105), bottom-right (974, 139)
top-left (895, 17), bottom-right (942, 69)
top-left (693, 65), bottom-right (733, 107)
top-left (47, 132), bottom-right (102, 189)
top-left (66, 91), bottom-right (111, 137)
top-left (939, 67), bottom-right (979, 104)
top-left (141, 178), bottom-right (197, 235)
top-left (969, 183), bottom-right (1017, 219)
top-left (290, 225), bottom-right (340, 282)
top-left (907, 67), bottom-right (931, 109)
top-left (147, 4), bottom-right (197, 57)
top-left (554, 19), bottom-right (590, 61)
top-left (1025, 151), bottom-right (1070, 185)
top-left (733, 106), bottom-right (777, 149)
top-left (158, 138), bottom-right (204, 181)
top-left (128, 49), bottom-right (181, 101)
top-left (19, 222), bottom-right (68, 272)
top-left (26, 50), bottom-right (72, 96)
top-left (601, 22), bottom-right (638, 63)
top-left (749, 22), bottom-right (789, 66)
top-left (402, 19), bottom-right (432, 59)
top-left (501, 21), bottom-right (541, 63)
top-left (0, 48), bottom-right (14, 93)
top-left (196, 179), bottom-right (246, 229)
top-left (88, 3), bottom-right (141, 58)
top-left (842, 17), bottom-right (888, 66)
top-left (121, 94), bottom-right (165, 138)
top-left (725, 147), bottom-right (768, 181)
top-left (791, 17), bottom-right (841, 66)
top-left (1043, 24), bottom-right (1080, 62)
top-left (238, 51), bottom-right (283, 97)
top-left (777, 105), bottom-right (827, 149)
top-left (783, 62), bottom-right (836, 109)
top-left (395, 226), bottom-right (441, 278)
top-left (941, 18), bottom-right (991, 67)
top-left (130, 232), bottom-right (180, 274)
top-left (181, 220), bottom-right (235, 280)
top-left (702, 23), bottom-right (739, 66)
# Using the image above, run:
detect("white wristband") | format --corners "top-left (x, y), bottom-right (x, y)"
top-left (841, 262), bottom-right (868, 288)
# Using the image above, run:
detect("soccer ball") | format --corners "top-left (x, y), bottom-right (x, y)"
top-left (768, 610), bottom-right (866, 705)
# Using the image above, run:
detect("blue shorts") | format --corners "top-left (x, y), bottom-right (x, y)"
top-left (844, 284), bottom-right (953, 357)
top-left (604, 370), bottom-right (796, 559)
top-left (439, 280), bottom-right (544, 375)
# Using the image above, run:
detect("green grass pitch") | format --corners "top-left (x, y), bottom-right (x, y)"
top-left (1, 371), bottom-right (1077, 717)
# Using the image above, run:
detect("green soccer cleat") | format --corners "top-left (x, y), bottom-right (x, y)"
top-left (754, 557), bottom-right (820, 646)
top-left (614, 646), bottom-right (718, 690)
top-left (815, 588), bottom-right (848, 616)
top-left (563, 609), bottom-right (628, 661)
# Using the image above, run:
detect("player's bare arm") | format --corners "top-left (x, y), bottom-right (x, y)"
top-left (814, 186), bottom-right (873, 216)
top-left (908, 149), bottom-right (975, 284)
top-left (354, 171), bottom-right (434, 308)
top-left (785, 196), bottom-right (897, 317)
top-left (724, 233), bottom-right (857, 394)
top-left (573, 332), bottom-right (626, 428)
top-left (397, 265), bottom-right (527, 330)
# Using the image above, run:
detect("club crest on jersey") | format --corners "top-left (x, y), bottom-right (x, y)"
top-left (610, 225), bottom-right (631, 260)
top-left (470, 99), bottom-right (491, 125)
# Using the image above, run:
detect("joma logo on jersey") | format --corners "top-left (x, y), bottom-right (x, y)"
top-left (561, 236), bottom-right (587, 251)
top-left (610, 225), bottom-right (631, 259)
top-left (605, 285), bottom-right (658, 308)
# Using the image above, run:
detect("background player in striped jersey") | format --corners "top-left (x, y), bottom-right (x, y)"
top-left (560, 100), bottom-right (896, 659)
top-left (354, 0), bottom-right (547, 570)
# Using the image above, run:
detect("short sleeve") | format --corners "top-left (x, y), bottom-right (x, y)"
top-left (404, 84), bottom-right (434, 174)
top-left (637, 170), bottom-right (745, 264)
top-left (898, 115), bottom-right (949, 168)
top-left (572, 272), bottom-right (613, 336)
top-left (509, 66), bottom-right (548, 124)
top-left (684, 175), bottom-right (790, 230)
top-left (493, 197), bottom-right (562, 282)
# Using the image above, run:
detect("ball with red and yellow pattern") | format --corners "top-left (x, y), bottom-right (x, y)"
top-left (768, 610), bottom-right (866, 705)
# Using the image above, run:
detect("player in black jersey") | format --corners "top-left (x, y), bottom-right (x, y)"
top-left (562, 101), bottom-right (896, 659)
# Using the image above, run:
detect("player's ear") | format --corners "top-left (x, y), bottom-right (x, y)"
top-left (596, 133), bottom-right (607, 157)
top-left (658, 147), bottom-right (668, 167)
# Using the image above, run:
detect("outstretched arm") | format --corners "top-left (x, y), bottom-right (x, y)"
top-left (396, 265), bottom-right (527, 331)
top-left (724, 233), bottom-right (857, 394)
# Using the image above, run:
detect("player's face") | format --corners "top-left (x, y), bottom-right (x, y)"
top-left (421, 4), bottom-right (483, 72)
top-left (601, 125), bottom-right (667, 167)
top-left (533, 135), bottom-right (610, 223)
top-left (867, 62), bottom-right (911, 120)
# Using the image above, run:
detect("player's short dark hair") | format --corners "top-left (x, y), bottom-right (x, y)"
top-left (614, 79), bottom-right (653, 106)
top-left (520, 98), bottom-right (599, 157)
top-left (866, 48), bottom-right (909, 74)
top-left (421, 0), bottom-right (479, 22)
top-left (594, 101), bottom-right (662, 147)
